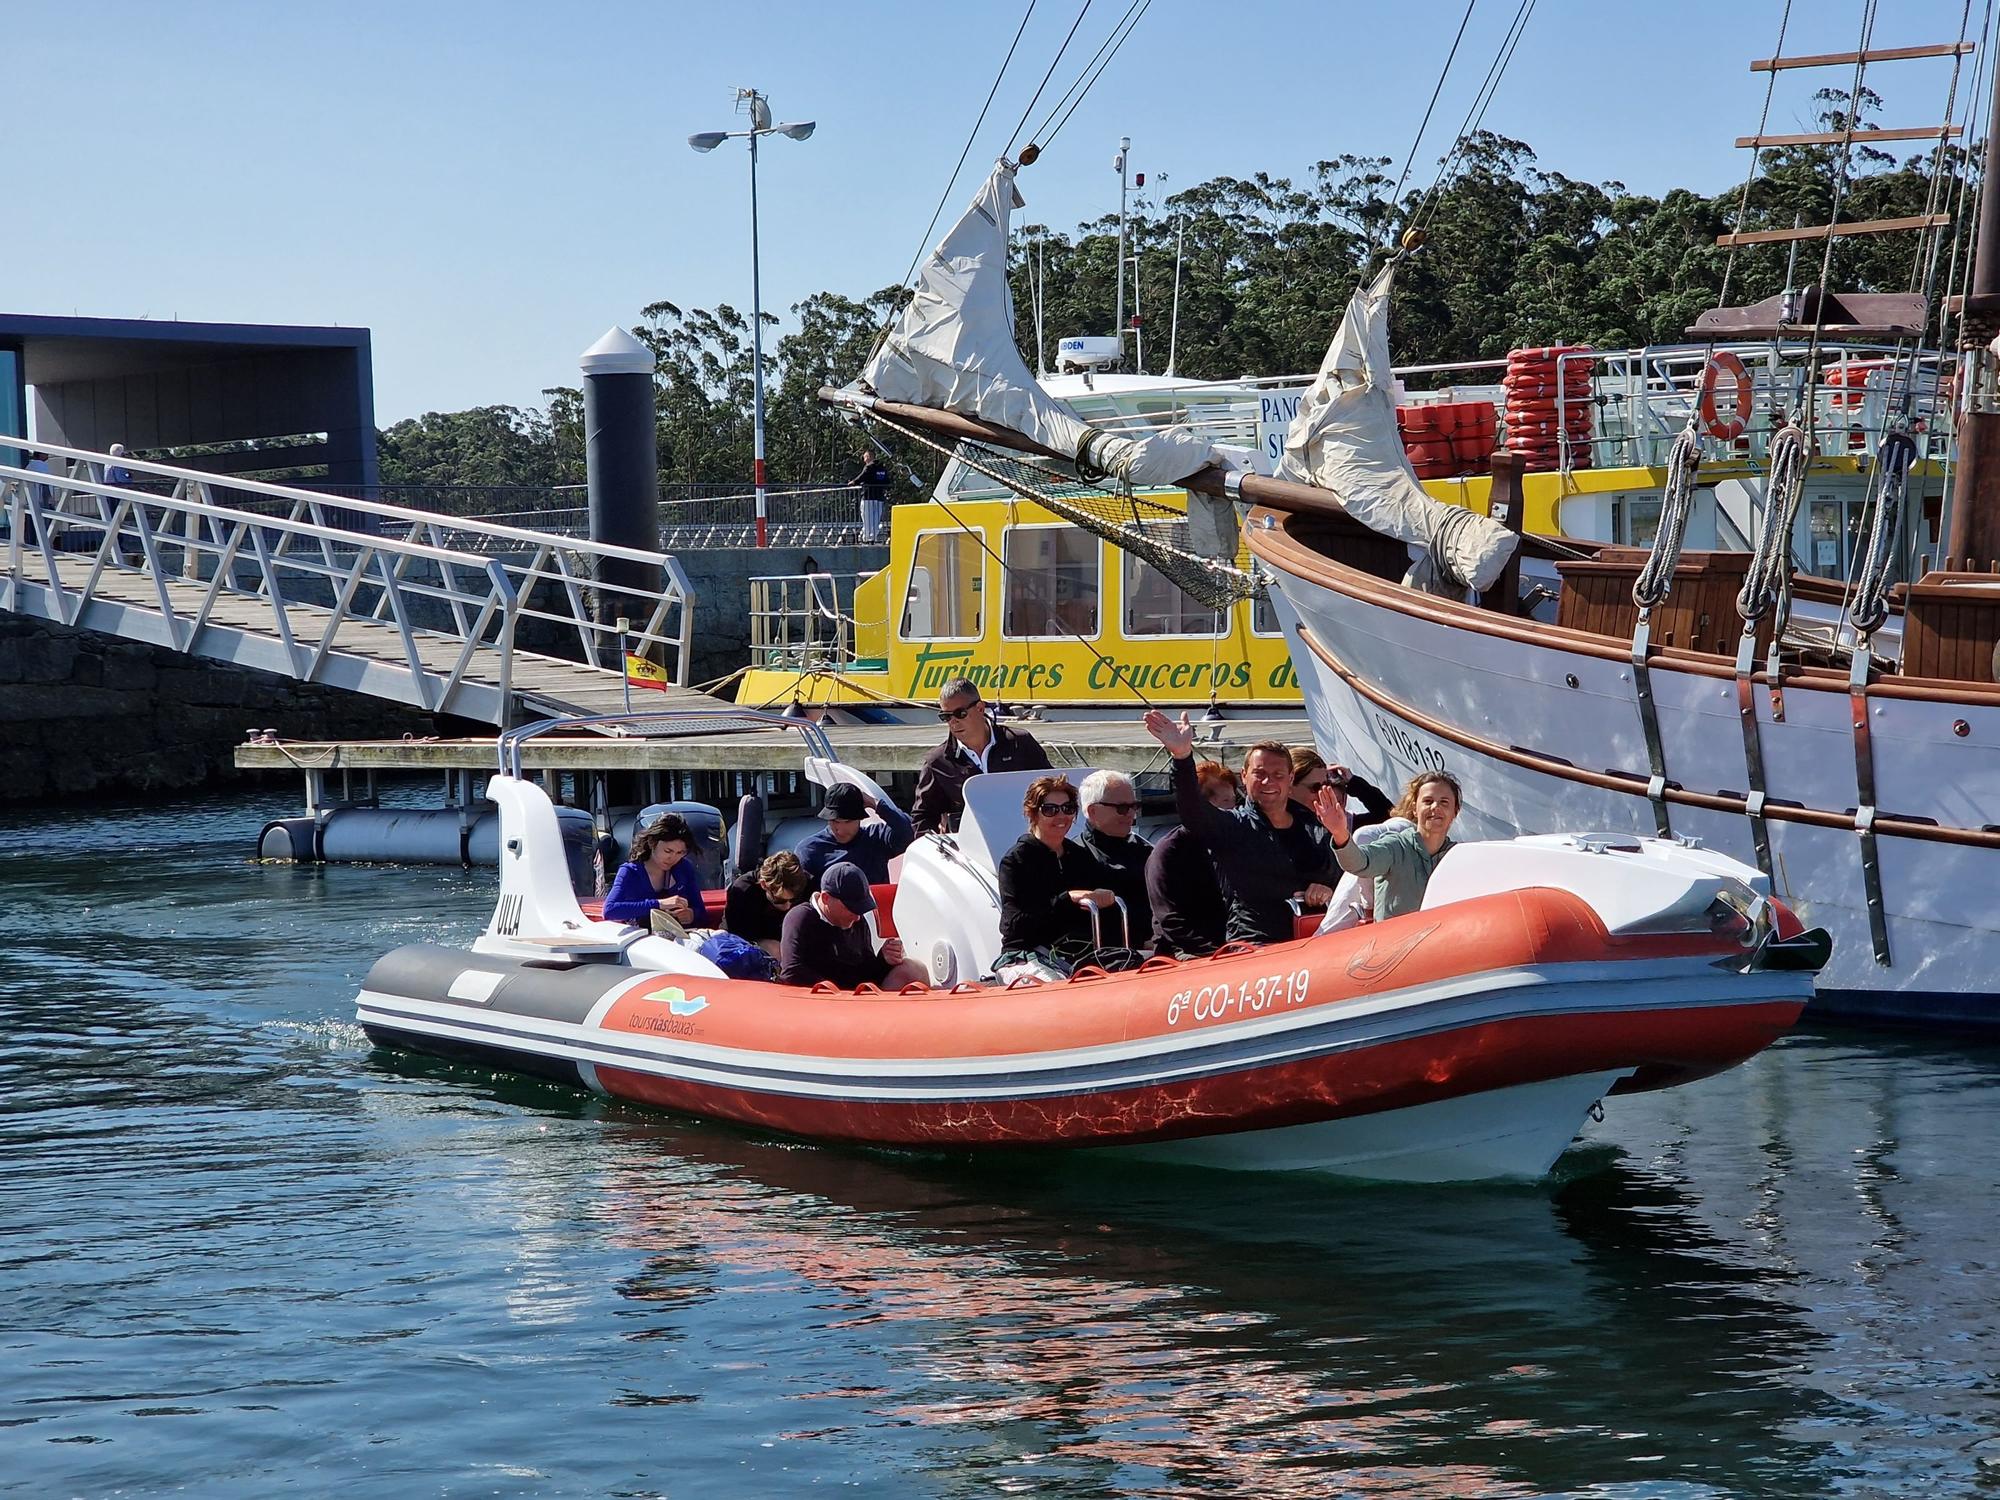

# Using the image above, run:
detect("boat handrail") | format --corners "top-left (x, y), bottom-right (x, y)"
top-left (496, 709), bottom-right (838, 778)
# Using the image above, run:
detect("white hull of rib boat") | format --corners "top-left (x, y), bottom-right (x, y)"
top-left (1260, 557), bottom-right (2000, 1027)
top-left (1106, 1070), bottom-right (1630, 1181)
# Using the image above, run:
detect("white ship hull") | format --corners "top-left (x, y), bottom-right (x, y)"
top-left (1256, 532), bottom-right (2000, 1027)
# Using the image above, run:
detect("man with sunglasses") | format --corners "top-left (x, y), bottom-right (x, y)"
top-left (912, 676), bottom-right (1051, 835)
top-left (1077, 769), bottom-right (1152, 950)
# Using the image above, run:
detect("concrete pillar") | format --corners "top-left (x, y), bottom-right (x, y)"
top-left (580, 327), bottom-right (662, 624)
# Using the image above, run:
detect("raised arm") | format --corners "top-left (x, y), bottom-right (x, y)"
top-left (1145, 709), bottom-right (1226, 851)
top-left (1311, 786), bottom-right (1398, 878)
top-left (868, 791), bottom-right (916, 856)
top-left (1340, 768), bottom-right (1395, 827)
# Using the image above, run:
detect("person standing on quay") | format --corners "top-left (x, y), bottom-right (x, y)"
top-left (851, 448), bottom-right (891, 544)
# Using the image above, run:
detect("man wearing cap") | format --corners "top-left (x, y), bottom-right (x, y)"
top-left (795, 782), bottom-right (916, 885)
top-left (912, 678), bottom-right (1051, 835)
top-left (778, 863), bottom-right (927, 990)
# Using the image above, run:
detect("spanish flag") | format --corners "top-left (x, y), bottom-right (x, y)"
top-left (624, 652), bottom-right (670, 692)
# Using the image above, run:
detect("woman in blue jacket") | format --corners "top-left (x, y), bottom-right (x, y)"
top-left (603, 814), bottom-right (709, 932)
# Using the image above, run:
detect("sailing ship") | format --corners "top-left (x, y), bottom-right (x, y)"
top-left (820, 21), bottom-right (1997, 1027)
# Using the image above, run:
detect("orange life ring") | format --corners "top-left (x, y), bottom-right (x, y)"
top-left (1698, 352), bottom-right (1752, 441)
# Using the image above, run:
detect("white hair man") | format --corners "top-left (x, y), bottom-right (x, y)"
top-left (1076, 769), bottom-right (1152, 950)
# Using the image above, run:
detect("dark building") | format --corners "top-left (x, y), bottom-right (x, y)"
top-left (0, 313), bottom-right (378, 491)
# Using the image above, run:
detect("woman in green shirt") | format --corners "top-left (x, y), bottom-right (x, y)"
top-left (1311, 770), bottom-right (1463, 921)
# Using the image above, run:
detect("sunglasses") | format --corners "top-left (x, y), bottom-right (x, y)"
top-left (1096, 800), bottom-right (1140, 814)
top-left (937, 702), bottom-right (982, 722)
top-left (1296, 778), bottom-right (1327, 794)
top-left (1036, 801), bottom-right (1077, 817)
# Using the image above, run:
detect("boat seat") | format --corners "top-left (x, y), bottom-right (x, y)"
top-left (729, 793), bottom-right (766, 877)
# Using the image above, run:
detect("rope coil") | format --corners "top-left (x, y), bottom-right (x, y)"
top-left (1631, 425), bottom-right (1704, 610)
top-left (1850, 430), bottom-right (1919, 638)
top-left (1737, 421), bottom-right (1810, 627)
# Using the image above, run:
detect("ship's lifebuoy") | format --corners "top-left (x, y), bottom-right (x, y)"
top-left (1698, 351), bottom-right (1752, 441)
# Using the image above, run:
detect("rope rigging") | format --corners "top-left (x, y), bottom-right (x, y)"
top-left (1004, 0), bottom-right (1095, 156)
top-left (843, 411), bottom-right (1197, 712)
top-left (1376, 0), bottom-right (1481, 253)
top-left (1736, 420), bottom-right (1810, 629)
top-left (1631, 426), bottom-right (1705, 611)
top-left (1403, 0), bottom-right (1538, 241)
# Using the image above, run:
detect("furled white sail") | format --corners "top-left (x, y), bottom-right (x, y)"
top-left (861, 160), bottom-right (1220, 487)
top-left (1277, 264), bottom-right (1516, 596)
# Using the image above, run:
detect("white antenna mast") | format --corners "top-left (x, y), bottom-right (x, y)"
top-left (1160, 172), bottom-right (1184, 379)
top-left (1113, 136), bottom-right (1131, 356)
top-left (1032, 231), bottom-right (1049, 378)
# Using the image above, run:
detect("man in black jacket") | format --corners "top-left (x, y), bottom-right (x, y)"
top-left (912, 677), bottom-right (1051, 834)
top-left (1142, 708), bottom-right (1337, 946)
top-left (1076, 769), bottom-right (1152, 950)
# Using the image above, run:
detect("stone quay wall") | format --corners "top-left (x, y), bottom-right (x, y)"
top-left (0, 616), bottom-right (464, 806)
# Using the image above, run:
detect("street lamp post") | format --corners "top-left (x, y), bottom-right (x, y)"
top-left (690, 89), bottom-right (814, 548)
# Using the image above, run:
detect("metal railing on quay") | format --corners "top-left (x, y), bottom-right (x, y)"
top-left (746, 572), bottom-right (873, 670)
top-left (0, 444), bottom-right (700, 716)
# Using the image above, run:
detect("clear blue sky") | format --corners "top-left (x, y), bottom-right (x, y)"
top-left (9, 0), bottom-right (1986, 423)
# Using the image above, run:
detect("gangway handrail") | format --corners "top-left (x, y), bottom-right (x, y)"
top-left (497, 709), bottom-right (838, 778)
top-left (1, 446), bottom-right (701, 718)
top-left (3, 461), bottom-right (477, 567)
top-left (11, 438), bottom-right (685, 568)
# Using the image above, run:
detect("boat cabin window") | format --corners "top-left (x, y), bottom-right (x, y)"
top-left (1123, 523), bottom-right (1224, 636)
top-left (1002, 525), bottom-right (1101, 638)
top-left (1252, 589), bottom-right (1282, 637)
top-left (899, 531), bottom-right (984, 640)
top-left (1612, 495), bottom-right (1664, 548)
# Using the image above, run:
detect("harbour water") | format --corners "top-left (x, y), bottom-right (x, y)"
top-left (5, 788), bottom-right (1999, 1497)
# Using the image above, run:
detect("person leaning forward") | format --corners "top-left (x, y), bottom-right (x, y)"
top-left (1142, 709), bottom-right (1338, 946)
top-left (911, 677), bottom-right (1051, 834)
top-left (778, 862), bottom-right (926, 990)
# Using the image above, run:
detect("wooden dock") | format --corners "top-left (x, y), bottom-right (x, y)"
top-left (233, 714), bottom-right (1306, 779)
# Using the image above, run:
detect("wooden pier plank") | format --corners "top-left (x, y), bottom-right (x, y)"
top-left (232, 716), bottom-right (1305, 778)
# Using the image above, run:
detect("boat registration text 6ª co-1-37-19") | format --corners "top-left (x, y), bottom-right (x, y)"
top-left (1166, 969), bottom-right (1313, 1028)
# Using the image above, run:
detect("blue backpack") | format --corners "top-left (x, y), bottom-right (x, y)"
top-left (698, 930), bottom-right (777, 981)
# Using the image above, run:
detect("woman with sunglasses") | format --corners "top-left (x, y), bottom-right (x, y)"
top-left (994, 774), bottom-right (1117, 965)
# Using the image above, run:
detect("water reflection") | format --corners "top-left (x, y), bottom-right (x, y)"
top-left (572, 1113), bottom-right (1835, 1497)
top-left (8, 789), bottom-right (2000, 1495)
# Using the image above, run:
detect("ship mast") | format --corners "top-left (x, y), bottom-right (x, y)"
top-left (1947, 67), bottom-right (2000, 570)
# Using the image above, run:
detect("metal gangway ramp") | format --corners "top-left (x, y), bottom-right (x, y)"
top-left (0, 442), bottom-right (717, 726)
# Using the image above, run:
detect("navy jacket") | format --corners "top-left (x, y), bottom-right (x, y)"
top-left (795, 797), bottom-right (916, 885)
